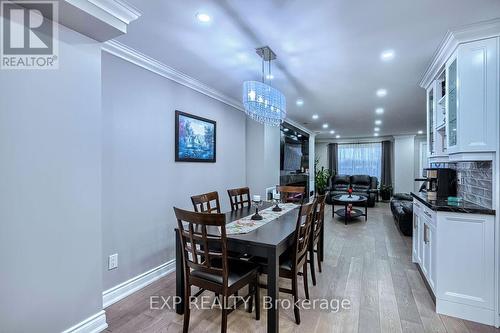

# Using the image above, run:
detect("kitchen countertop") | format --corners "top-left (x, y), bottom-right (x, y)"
top-left (410, 192), bottom-right (495, 215)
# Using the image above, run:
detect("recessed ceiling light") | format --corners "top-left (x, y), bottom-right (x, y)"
top-left (297, 134), bottom-right (302, 138)
top-left (296, 98), bottom-right (304, 106)
top-left (374, 127), bottom-right (380, 132)
top-left (374, 133), bottom-right (379, 137)
top-left (266, 74), bottom-right (274, 80)
top-left (329, 130), bottom-right (335, 134)
top-left (376, 89), bottom-right (387, 97)
top-left (418, 130), bottom-right (424, 135)
top-left (380, 49), bottom-right (395, 61)
top-left (374, 120), bottom-right (382, 125)
top-left (322, 123), bottom-right (328, 129)
top-left (335, 134), bottom-right (340, 139)
top-left (312, 114), bottom-right (319, 120)
top-left (195, 12), bottom-right (211, 22)
top-left (283, 128), bottom-right (289, 132)
top-left (375, 107), bottom-right (384, 115)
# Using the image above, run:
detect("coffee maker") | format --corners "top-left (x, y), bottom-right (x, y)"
top-left (424, 168), bottom-right (457, 200)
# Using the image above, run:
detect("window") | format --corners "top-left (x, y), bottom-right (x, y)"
top-left (338, 143), bottom-right (382, 178)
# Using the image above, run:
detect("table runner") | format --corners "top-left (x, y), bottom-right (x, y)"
top-left (336, 194), bottom-right (363, 201)
top-left (223, 203), bottom-right (298, 235)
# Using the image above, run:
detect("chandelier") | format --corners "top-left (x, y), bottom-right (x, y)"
top-left (242, 46), bottom-right (286, 126)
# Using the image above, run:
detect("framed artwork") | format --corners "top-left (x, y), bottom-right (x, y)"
top-left (175, 110), bottom-right (216, 162)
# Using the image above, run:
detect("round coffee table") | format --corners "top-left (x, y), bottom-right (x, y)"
top-left (332, 194), bottom-right (368, 225)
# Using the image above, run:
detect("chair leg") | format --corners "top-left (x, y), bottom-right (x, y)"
top-left (303, 264), bottom-right (310, 300)
top-left (221, 296), bottom-right (228, 333)
top-left (309, 247), bottom-right (317, 286)
top-left (255, 277), bottom-right (260, 320)
top-left (292, 275), bottom-right (301, 325)
top-left (317, 250), bottom-right (322, 273)
top-left (183, 286), bottom-right (191, 333)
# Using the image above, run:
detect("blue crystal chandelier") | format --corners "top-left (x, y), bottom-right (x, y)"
top-left (242, 46), bottom-right (286, 126)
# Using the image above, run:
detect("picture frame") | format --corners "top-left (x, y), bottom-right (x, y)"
top-left (175, 110), bottom-right (216, 162)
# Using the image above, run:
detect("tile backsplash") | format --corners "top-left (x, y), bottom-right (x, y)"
top-left (430, 161), bottom-right (492, 208)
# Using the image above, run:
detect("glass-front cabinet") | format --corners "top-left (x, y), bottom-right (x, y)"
top-left (446, 57), bottom-right (457, 151)
top-left (427, 87), bottom-right (434, 155)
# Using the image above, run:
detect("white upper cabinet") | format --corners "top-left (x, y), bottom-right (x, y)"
top-left (420, 20), bottom-right (500, 161)
top-left (456, 38), bottom-right (498, 153)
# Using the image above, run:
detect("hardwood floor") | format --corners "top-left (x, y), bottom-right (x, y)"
top-left (105, 203), bottom-right (499, 333)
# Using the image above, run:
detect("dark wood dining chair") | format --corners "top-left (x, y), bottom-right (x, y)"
top-left (191, 191), bottom-right (221, 213)
top-left (309, 194), bottom-right (326, 286)
top-left (227, 187), bottom-right (251, 211)
top-left (174, 207), bottom-right (260, 333)
top-left (277, 185), bottom-right (306, 204)
top-left (251, 202), bottom-right (315, 325)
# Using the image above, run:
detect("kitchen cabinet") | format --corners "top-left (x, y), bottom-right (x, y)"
top-left (412, 198), bottom-right (496, 325)
top-left (421, 30), bottom-right (499, 162)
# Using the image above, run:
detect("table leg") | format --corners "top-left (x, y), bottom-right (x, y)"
top-left (175, 229), bottom-right (184, 314)
top-left (267, 247), bottom-right (279, 333)
top-left (365, 202), bottom-right (368, 221)
top-left (344, 204), bottom-right (348, 225)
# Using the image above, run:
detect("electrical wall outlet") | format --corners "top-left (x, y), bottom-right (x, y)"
top-left (108, 253), bottom-right (118, 270)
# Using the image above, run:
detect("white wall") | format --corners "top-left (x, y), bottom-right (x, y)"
top-left (315, 142), bottom-right (329, 170)
top-left (101, 52), bottom-right (248, 290)
top-left (0, 25), bottom-right (104, 333)
top-left (394, 135), bottom-right (416, 193)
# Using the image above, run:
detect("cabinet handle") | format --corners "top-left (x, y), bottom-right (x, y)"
top-left (423, 224), bottom-right (429, 244)
top-left (413, 215), bottom-right (417, 229)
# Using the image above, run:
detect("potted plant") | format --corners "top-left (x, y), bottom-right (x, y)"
top-left (380, 184), bottom-right (393, 201)
top-left (314, 159), bottom-right (331, 195)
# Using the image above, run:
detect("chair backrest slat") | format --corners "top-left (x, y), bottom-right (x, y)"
top-left (191, 191), bottom-right (221, 213)
top-left (292, 202), bottom-right (315, 266)
top-left (313, 194), bottom-right (326, 242)
top-left (227, 187), bottom-right (251, 211)
top-left (174, 207), bottom-right (228, 285)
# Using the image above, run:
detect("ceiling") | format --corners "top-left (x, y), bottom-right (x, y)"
top-left (116, 0), bottom-right (500, 139)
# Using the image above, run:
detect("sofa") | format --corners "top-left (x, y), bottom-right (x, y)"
top-left (390, 193), bottom-right (413, 236)
top-left (326, 174), bottom-right (378, 207)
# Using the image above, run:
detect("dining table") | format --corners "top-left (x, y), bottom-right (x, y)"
top-left (174, 201), bottom-right (324, 333)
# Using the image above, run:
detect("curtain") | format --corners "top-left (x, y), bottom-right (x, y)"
top-left (338, 143), bottom-right (382, 178)
top-left (381, 140), bottom-right (392, 186)
top-left (327, 143), bottom-right (338, 175)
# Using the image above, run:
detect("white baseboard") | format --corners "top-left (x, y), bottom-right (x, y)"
top-left (61, 310), bottom-right (107, 333)
top-left (437, 298), bottom-right (496, 326)
top-left (103, 260), bottom-right (176, 308)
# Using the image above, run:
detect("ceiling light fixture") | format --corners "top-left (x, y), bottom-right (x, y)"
top-left (312, 114), bottom-right (318, 120)
top-left (266, 74), bottom-right (274, 80)
top-left (374, 127), bottom-right (380, 132)
top-left (322, 123), bottom-right (328, 129)
top-left (329, 130), bottom-right (335, 134)
top-left (375, 107), bottom-right (384, 114)
top-left (335, 135), bottom-right (340, 139)
top-left (242, 46), bottom-right (286, 126)
top-left (283, 128), bottom-right (289, 132)
top-left (376, 89), bottom-right (387, 97)
top-left (374, 133), bottom-right (379, 137)
top-left (296, 98), bottom-right (304, 106)
top-left (380, 49), bottom-right (395, 61)
top-left (418, 130), bottom-right (424, 135)
top-left (195, 13), bottom-right (211, 22)
top-left (374, 120), bottom-right (382, 125)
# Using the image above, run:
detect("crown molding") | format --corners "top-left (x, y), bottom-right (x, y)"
top-left (420, 18), bottom-right (500, 88)
top-left (86, 0), bottom-right (141, 25)
top-left (102, 40), bottom-right (245, 112)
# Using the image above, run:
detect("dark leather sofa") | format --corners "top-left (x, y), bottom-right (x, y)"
top-left (326, 175), bottom-right (378, 207)
top-left (390, 193), bottom-right (413, 236)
